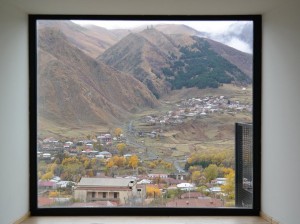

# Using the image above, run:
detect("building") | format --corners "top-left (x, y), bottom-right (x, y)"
top-left (97, 134), bottom-right (112, 144)
top-left (235, 123), bottom-right (253, 207)
top-left (73, 177), bottom-right (146, 205)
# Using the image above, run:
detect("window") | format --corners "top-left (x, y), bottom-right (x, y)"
top-left (29, 15), bottom-right (261, 216)
top-left (114, 192), bottom-right (118, 199)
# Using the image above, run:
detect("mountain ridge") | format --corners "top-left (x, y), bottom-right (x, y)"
top-left (38, 27), bottom-right (159, 130)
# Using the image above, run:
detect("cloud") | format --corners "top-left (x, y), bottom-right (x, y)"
top-left (226, 38), bottom-right (252, 54)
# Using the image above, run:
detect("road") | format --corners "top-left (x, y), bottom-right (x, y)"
top-left (125, 120), bottom-right (187, 173)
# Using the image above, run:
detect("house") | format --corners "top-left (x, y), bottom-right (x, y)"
top-left (98, 151), bottom-right (112, 158)
top-left (148, 173), bottom-right (169, 179)
top-left (176, 183), bottom-right (196, 191)
top-left (97, 134), bottom-right (112, 144)
top-left (38, 181), bottom-right (57, 191)
top-left (73, 177), bottom-right (146, 205)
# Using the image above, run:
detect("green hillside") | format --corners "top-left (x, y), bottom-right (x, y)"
top-left (163, 36), bottom-right (252, 89)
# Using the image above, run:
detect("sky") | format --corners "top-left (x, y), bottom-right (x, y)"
top-left (73, 20), bottom-right (238, 33)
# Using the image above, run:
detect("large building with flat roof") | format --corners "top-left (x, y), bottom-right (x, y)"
top-left (74, 177), bottom-right (145, 205)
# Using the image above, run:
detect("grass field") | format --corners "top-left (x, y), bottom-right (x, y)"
top-left (38, 84), bottom-right (252, 174)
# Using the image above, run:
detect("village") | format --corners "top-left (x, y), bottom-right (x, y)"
top-left (141, 94), bottom-right (252, 127)
top-left (37, 94), bottom-right (249, 208)
top-left (37, 131), bottom-right (233, 208)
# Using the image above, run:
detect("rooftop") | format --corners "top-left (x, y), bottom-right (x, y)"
top-left (77, 177), bottom-right (135, 187)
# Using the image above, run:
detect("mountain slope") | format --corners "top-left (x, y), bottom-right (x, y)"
top-left (99, 28), bottom-right (252, 95)
top-left (38, 20), bottom-right (119, 58)
top-left (38, 27), bottom-right (159, 129)
top-left (98, 29), bottom-right (175, 98)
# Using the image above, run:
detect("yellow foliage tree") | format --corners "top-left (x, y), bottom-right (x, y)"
top-left (146, 185), bottom-right (161, 198)
top-left (116, 143), bottom-right (126, 155)
top-left (112, 155), bottom-right (126, 167)
top-left (191, 170), bottom-right (201, 185)
top-left (128, 154), bottom-right (139, 170)
top-left (114, 128), bottom-right (123, 137)
top-left (148, 161), bottom-right (157, 169)
top-left (49, 191), bottom-right (59, 197)
top-left (221, 169), bottom-right (235, 199)
top-left (106, 159), bottom-right (115, 169)
top-left (41, 171), bottom-right (54, 180)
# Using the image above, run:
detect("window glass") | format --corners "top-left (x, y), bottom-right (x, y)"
top-left (31, 15), bottom-right (261, 214)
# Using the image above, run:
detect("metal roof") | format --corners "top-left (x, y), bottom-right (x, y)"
top-left (77, 177), bottom-right (135, 187)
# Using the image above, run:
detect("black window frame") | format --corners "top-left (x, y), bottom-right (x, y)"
top-left (29, 14), bottom-right (261, 216)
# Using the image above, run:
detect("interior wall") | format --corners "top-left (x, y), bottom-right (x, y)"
top-left (262, 1), bottom-right (300, 223)
top-left (0, 2), bottom-right (29, 224)
top-left (1, 0), bottom-right (300, 223)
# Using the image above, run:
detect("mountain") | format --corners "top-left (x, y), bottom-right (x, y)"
top-left (206, 38), bottom-right (252, 78)
top-left (99, 27), bottom-right (252, 96)
top-left (38, 21), bottom-right (120, 58)
top-left (98, 28), bottom-right (176, 98)
top-left (165, 36), bottom-right (252, 90)
top-left (154, 24), bottom-right (205, 36)
top-left (37, 27), bottom-right (159, 129)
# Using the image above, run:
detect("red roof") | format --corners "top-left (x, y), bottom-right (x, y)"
top-left (38, 197), bottom-right (55, 207)
top-left (38, 181), bottom-right (56, 187)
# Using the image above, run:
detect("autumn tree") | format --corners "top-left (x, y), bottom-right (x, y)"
top-left (90, 158), bottom-right (102, 172)
top-left (49, 191), bottom-right (59, 198)
top-left (106, 159), bottom-right (115, 169)
top-left (203, 164), bottom-right (218, 183)
top-left (112, 155), bottom-right (126, 167)
top-left (221, 169), bottom-right (235, 199)
top-left (41, 171), bottom-right (54, 180)
top-left (61, 157), bottom-right (85, 182)
top-left (114, 128), bottom-right (123, 137)
top-left (191, 170), bottom-right (201, 186)
top-left (128, 154), bottom-right (139, 170)
top-left (147, 161), bottom-right (157, 169)
top-left (116, 143), bottom-right (126, 155)
top-left (146, 185), bottom-right (161, 198)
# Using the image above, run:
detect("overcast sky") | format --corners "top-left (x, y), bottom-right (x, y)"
top-left (72, 20), bottom-right (241, 33)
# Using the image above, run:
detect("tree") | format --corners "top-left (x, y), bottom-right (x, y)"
top-left (221, 169), bottom-right (235, 199)
top-left (114, 128), bottom-right (123, 137)
top-left (191, 170), bottom-right (201, 186)
top-left (41, 171), bottom-right (54, 180)
top-left (116, 143), bottom-right (126, 155)
top-left (112, 155), bottom-right (126, 167)
top-left (146, 185), bottom-right (161, 198)
top-left (93, 142), bottom-right (102, 151)
top-left (61, 157), bottom-right (85, 182)
top-left (128, 154), bottom-right (138, 170)
top-left (49, 191), bottom-right (59, 198)
top-left (106, 159), bottom-right (115, 169)
top-left (203, 164), bottom-right (218, 183)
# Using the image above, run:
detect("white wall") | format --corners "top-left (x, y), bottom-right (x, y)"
top-left (1, 0), bottom-right (300, 223)
top-left (262, 1), bottom-right (300, 223)
top-left (0, 2), bottom-right (29, 224)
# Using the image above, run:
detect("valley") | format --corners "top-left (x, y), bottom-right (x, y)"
top-left (36, 20), bottom-right (253, 208)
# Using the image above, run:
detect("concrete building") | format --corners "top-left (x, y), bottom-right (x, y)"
top-left (74, 177), bottom-right (145, 205)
